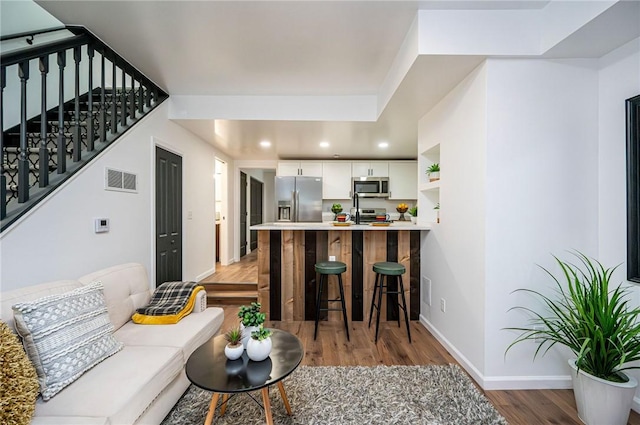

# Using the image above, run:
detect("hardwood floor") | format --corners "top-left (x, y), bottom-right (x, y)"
top-left (216, 305), bottom-right (640, 425)
top-left (200, 251), bottom-right (257, 283)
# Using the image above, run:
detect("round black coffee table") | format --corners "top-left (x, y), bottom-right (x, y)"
top-left (185, 328), bottom-right (303, 425)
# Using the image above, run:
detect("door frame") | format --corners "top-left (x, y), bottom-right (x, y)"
top-left (150, 138), bottom-right (185, 288)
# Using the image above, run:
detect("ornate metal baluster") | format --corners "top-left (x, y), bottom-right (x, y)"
top-left (145, 79), bottom-right (151, 108)
top-left (1, 67), bottom-right (6, 219)
top-left (130, 73), bottom-right (136, 120)
top-left (72, 46), bottom-right (81, 162)
top-left (18, 60), bottom-right (29, 203)
top-left (121, 67), bottom-right (126, 127)
top-left (57, 51), bottom-right (66, 173)
top-left (111, 57), bottom-right (117, 135)
top-left (138, 77), bottom-right (144, 114)
top-left (100, 54), bottom-right (106, 143)
top-left (39, 55), bottom-right (49, 187)
top-left (87, 45), bottom-right (94, 152)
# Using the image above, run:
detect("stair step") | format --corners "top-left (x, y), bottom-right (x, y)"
top-left (203, 282), bottom-right (258, 292)
top-left (206, 290), bottom-right (258, 306)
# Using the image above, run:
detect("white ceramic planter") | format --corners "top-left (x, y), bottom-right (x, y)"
top-left (224, 343), bottom-right (244, 360)
top-left (240, 324), bottom-right (259, 349)
top-left (410, 216), bottom-right (417, 224)
top-left (568, 359), bottom-right (638, 425)
top-left (429, 171), bottom-right (440, 182)
top-left (247, 337), bottom-right (272, 362)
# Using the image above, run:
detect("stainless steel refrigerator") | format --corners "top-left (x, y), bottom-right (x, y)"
top-left (275, 176), bottom-right (323, 222)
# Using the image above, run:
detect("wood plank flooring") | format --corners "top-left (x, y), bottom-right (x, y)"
top-left (216, 304), bottom-right (640, 425)
top-left (200, 251), bottom-right (258, 284)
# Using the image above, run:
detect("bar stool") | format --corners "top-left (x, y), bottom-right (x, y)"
top-left (314, 261), bottom-right (350, 341)
top-left (368, 261), bottom-right (411, 343)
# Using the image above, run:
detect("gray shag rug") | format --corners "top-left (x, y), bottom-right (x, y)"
top-left (161, 365), bottom-right (507, 425)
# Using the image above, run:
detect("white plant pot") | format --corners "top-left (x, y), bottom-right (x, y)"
top-left (247, 337), bottom-right (272, 362)
top-left (568, 359), bottom-right (638, 425)
top-left (429, 171), bottom-right (440, 182)
top-left (240, 324), bottom-right (259, 349)
top-left (224, 343), bottom-right (244, 361)
top-left (410, 216), bottom-right (417, 224)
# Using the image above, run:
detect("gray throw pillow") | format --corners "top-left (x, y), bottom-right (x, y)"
top-left (12, 281), bottom-right (123, 400)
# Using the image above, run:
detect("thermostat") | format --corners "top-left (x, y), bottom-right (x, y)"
top-left (94, 218), bottom-right (110, 233)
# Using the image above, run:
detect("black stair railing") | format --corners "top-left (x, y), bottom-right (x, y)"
top-left (0, 26), bottom-right (168, 232)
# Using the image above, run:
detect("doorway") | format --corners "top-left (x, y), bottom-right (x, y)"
top-left (250, 177), bottom-right (263, 251)
top-left (155, 146), bottom-right (182, 287)
top-left (240, 172), bottom-right (248, 257)
top-left (215, 158), bottom-right (228, 266)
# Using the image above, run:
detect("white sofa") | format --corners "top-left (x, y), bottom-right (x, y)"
top-left (1, 263), bottom-right (224, 425)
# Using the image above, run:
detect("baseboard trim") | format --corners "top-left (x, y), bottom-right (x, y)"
top-left (419, 315), bottom-right (571, 390)
top-left (195, 267), bottom-right (215, 282)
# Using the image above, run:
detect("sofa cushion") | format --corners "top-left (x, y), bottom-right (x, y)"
top-left (34, 345), bottom-right (182, 424)
top-left (1, 280), bottom-right (82, 332)
top-left (12, 282), bottom-right (123, 401)
top-left (115, 306), bottom-right (224, 361)
top-left (78, 263), bottom-right (152, 331)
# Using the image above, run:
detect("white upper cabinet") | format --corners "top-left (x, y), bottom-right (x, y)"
top-left (322, 161), bottom-right (352, 199)
top-left (277, 161), bottom-right (322, 177)
top-left (351, 161), bottom-right (389, 177)
top-left (388, 161), bottom-right (417, 199)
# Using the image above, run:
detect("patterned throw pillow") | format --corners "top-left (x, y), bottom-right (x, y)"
top-left (12, 281), bottom-right (123, 401)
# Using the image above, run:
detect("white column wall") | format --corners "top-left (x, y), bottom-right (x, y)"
top-left (597, 37), bottom-right (640, 404)
top-left (0, 102), bottom-right (217, 290)
top-left (418, 62), bottom-right (488, 379)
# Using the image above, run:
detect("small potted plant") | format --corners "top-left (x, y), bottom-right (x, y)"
top-left (238, 302), bottom-right (266, 348)
top-left (505, 252), bottom-right (640, 425)
top-left (433, 203), bottom-right (440, 223)
top-left (408, 206), bottom-right (418, 224)
top-left (331, 203), bottom-right (343, 220)
top-left (224, 326), bottom-right (244, 360)
top-left (427, 163), bottom-right (440, 182)
top-left (247, 325), bottom-right (273, 362)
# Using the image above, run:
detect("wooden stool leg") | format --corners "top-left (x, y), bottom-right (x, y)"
top-left (204, 392), bottom-right (220, 425)
top-left (368, 273), bottom-right (380, 327)
top-left (219, 393), bottom-right (229, 416)
top-left (314, 274), bottom-right (325, 340)
top-left (399, 276), bottom-right (412, 343)
top-left (277, 381), bottom-right (293, 415)
top-left (262, 387), bottom-right (274, 425)
top-left (337, 273), bottom-right (350, 341)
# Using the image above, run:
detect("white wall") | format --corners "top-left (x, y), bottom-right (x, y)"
top-left (484, 58), bottom-right (600, 386)
top-left (0, 0), bottom-right (62, 37)
top-left (418, 62), bottom-right (488, 380)
top-left (0, 102), bottom-right (218, 291)
top-left (597, 37), bottom-right (640, 404)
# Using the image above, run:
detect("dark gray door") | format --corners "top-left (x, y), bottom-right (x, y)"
top-left (240, 172), bottom-right (247, 257)
top-left (250, 177), bottom-right (263, 251)
top-left (156, 147), bottom-right (182, 286)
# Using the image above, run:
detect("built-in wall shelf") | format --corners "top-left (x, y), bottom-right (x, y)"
top-left (420, 180), bottom-right (440, 192)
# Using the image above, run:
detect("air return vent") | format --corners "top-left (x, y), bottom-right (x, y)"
top-left (105, 168), bottom-right (138, 193)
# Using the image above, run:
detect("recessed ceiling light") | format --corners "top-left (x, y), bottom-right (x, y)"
top-left (378, 142), bottom-right (389, 148)
top-left (260, 140), bottom-right (271, 148)
top-left (319, 141), bottom-right (330, 148)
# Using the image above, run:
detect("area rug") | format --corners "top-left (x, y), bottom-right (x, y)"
top-left (161, 364), bottom-right (507, 425)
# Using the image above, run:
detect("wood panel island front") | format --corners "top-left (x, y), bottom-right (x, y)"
top-left (249, 222), bottom-right (430, 324)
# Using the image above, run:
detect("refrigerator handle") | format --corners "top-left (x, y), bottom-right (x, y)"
top-left (295, 190), bottom-right (300, 221)
top-left (291, 190), bottom-right (296, 222)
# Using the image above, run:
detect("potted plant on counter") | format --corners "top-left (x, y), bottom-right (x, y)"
top-left (408, 206), bottom-right (418, 224)
top-left (247, 325), bottom-right (273, 362)
top-left (331, 203), bottom-right (343, 221)
top-left (224, 326), bottom-right (244, 360)
top-left (505, 252), bottom-right (640, 425)
top-left (238, 302), bottom-right (266, 348)
top-left (427, 163), bottom-right (440, 182)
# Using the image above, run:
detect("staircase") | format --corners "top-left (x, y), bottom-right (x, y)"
top-left (1, 26), bottom-right (168, 232)
top-left (202, 282), bottom-right (259, 306)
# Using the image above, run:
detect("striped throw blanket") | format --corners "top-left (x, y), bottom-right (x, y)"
top-left (136, 281), bottom-right (200, 316)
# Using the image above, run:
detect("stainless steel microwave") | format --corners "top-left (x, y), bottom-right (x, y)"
top-left (352, 177), bottom-right (390, 198)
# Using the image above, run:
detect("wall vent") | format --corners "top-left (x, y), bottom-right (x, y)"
top-left (105, 168), bottom-right (138, 193)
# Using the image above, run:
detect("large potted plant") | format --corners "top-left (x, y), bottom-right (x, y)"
top-left (506, 252), bottom-right (640, 425)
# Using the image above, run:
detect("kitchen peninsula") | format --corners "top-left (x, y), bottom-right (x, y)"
top-left (250, 221), bottom-right (430, 324)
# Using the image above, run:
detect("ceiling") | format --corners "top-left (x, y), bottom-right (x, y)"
top-left (34, 0), bottom-right (633, 161)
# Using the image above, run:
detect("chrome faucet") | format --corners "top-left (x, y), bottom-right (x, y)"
top-left (353, 192), bottom-right (360, 224)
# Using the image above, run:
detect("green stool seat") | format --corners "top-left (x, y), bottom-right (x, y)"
top-left (369, 261), bottom-right (411, 344)
top-left (314, 261), bottom-right (349, 342)
top-left (372, 262), bottom-right (406, 276)
top-left (315, 261), bottom-right (347, 275)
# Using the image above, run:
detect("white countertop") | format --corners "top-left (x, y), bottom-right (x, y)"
top-left (250, 221), bottom-right (431, 231)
